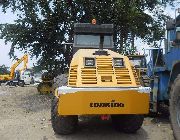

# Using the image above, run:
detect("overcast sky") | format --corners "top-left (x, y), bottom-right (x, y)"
top-left (0, 8), bottom-right (38, 68)
top-left (0, 3), bottom-right (179, 68)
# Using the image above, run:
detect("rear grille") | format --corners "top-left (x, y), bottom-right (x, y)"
top-left (69, 57), bottom-right (140, 87)
top-left (114, 68), bottom-right (132, 84)
top-left (68, 65), bottom-right (77, 86)
top-left (96, 57), bottom-right (114, 74)
top-left (81, 68), bottom-right (97, 84)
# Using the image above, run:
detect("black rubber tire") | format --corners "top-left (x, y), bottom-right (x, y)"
top-left (169, 74), bottom-right (180, 140)
top-left (8, 81), bottom-right (15, 86)
top-left (51, 74), bottom-right (78, 135)
top-left (111, 115), bottom-right (144, 133)
top-left (51, 96), bottom-right (78, 135)
top-left (18, 81), bottom-right (25, 87)
top-left (30, 78), bottom-right (35, 84)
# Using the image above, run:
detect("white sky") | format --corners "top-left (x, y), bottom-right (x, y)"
top-left (0, 3), bottom-right (180, 68)
top-left (0, 8), bottom-right (37, 68)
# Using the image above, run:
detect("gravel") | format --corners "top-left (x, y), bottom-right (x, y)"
top-left (0, 85), bottom-right (174, 140)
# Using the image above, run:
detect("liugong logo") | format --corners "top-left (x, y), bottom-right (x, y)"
top-left (90, 100), bottom-right (124, 108)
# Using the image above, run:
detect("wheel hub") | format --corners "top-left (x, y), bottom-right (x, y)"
top-left (177, 98), bottom-right (180, 128)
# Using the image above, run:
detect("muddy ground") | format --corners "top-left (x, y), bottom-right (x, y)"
top-left (0, 85), bottom-right (174, 140)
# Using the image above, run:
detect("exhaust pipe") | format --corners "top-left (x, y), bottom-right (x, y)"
top-left (93, 34), bottom-right (108, 55)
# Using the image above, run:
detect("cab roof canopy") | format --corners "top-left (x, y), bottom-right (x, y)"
top-left (74, 23), bottom-right (114, 35)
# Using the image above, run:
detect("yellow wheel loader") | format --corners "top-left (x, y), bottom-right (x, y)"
top-left (37, 72), bottom-right (54, 94)
top-left (127, 55), bottom-right (150, 87)
top-left (51, 21), bottom-right (151, 135)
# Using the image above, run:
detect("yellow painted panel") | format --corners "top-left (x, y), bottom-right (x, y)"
top-left (68, 49), bottom-right (141, 87)
top-left (58, 90), bottom-right (149, 115)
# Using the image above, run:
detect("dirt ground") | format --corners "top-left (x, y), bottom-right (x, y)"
top-left (0, 85), bottom-right (174, 140)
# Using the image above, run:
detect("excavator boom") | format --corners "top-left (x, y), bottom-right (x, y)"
top-left (10, 54), bottom-right (28, 78)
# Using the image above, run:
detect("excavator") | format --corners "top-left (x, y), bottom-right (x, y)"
top-left (0, 54), bottom-right (28, 86)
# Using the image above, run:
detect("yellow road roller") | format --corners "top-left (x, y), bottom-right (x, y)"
top-left (51, 20), bottom-right (151, 135)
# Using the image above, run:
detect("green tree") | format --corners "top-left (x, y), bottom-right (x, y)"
top-left (0, 65), bottom-right (9, 74)
top-left (0, 0), bottom-right (176, 73)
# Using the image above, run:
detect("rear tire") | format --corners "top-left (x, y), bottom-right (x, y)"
top-left (169, 75), bottom-right (180, 140)
top-left (51, 74), bottom-right (78, 135)
top-left (111, 115), bottom-right (144, 133)
top-left (51, 96), bottom-right (78, 135)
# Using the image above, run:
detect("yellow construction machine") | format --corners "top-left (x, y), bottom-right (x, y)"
top-left (37, 71), bottom-right (54, 94)
top-left (0, 54), bottom-right (28, 86)
top-left (127, 54), bottom-right (150, 86)
top-left (51, 20), bottom-right (151, 135)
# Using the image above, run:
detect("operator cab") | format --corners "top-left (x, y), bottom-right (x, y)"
top-left (166, 14), bottom-right (180, 53)
top-left (73, 22), bottom-right (114, 53)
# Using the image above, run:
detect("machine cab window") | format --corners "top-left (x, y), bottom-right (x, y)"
top-left (166, 15), bottom-right (180, 52)
top-left (167, 29), bottom-right (176, 51)
top-left (75, 34), bottom-right (112, 48)
top-left (73, 23), bottom-right (114, 53)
